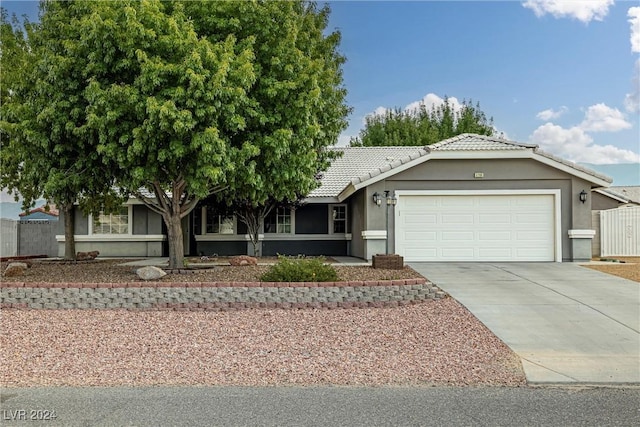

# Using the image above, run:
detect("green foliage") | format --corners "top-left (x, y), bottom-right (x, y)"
top-left (1, 0), bottom-right (349, 269)
top-left (350, 97), bottom-right (494, 147)
top-left (184, 1), bottom-right (350, 253)
top-left (1, 3), bottom-right (125, 259)
top-left (260, 256), bottom-right (338, 282)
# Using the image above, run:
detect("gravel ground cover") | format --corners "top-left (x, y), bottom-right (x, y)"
top-left (0, 259), bottom-right (422, 283)
top-left (584, 257), bottom-right (640, 282)
top-left (0, 300), bottom-right (526, 387)
top-left (5, 256), bottom-right (633, 388)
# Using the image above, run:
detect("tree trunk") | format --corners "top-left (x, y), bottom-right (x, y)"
top-left (165, 212), bottom-right (184, 270)
top-left (62, 203), bottom-right (76, 260)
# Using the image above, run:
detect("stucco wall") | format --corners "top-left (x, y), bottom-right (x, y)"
top-left (352, 158), bottom-right (600, 261)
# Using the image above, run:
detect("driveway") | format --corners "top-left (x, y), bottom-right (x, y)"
top-left (409, 262), bottom-right (640, 385)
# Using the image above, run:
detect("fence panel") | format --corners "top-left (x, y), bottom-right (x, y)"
top-left (600, 206), bottom-right (640, 257)
top-left (18, 220), bottom-right (58, 257)
top-left (1, 218), bottom-right (18, 257)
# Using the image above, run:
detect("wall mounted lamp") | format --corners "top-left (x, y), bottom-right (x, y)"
top-left (579, 190), bottom-right (587, 204)
top-left (372, 192), bottom-right (382, 206)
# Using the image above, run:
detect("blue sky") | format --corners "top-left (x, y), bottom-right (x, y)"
top-left (327, 0), bottom-right (639, 168)
top-left (2, 1), bottom-right (639, 174)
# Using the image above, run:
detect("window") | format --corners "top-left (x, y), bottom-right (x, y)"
top-left (265, 207), bottom-right (291, 234)
top-left (205, 207), bottom-right (234, 234)
top-left (331, 205), bottom-right (347, 234)
top-left (93, 207), bottom-right (129, 235)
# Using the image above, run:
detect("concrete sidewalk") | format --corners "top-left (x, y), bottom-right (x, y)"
top-left (409, 262), bottom-right (640, 385)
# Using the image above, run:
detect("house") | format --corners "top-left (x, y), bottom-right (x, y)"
top-left (19, 204), bottom-right (59, 221)
top-left (57, 134), bottom-right (612, 262)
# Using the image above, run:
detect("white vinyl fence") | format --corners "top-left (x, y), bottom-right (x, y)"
top-left (600, 206), bottom-right (640, 257)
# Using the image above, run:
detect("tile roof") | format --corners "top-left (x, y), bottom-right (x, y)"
top-left (426, 133), bottom-right (537, 151)
top-left (308, 134), bottom-right (612, 199)
top-left (601, 186), bottom-right (640, 204)
top-left (19, 204), bottom-right (59, 217)
top-left (308, 146), bottom-right (427, 197)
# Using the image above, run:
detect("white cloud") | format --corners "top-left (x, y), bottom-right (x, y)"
top-left (362, 106), bottom-right (389, 125)
top-left (629, 7), bottom-right (640, 52)
top-left (523, 0), bottom-right (614, 23)
top-left (579, 103), bottom-right (632, 132)
top-left (404, 93), bottom-right (462, 114)
top-left (625, 58), bottom-right (640, 113)
top-left (536, 106), bottom-right (568, 121)
top-left (530, 122), bottom-right (640, 164)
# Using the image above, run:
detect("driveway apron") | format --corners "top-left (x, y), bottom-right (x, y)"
top-left (409, 262), bottom-right (640, 385)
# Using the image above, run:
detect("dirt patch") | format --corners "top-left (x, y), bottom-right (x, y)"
top-left (583, 257), bottom-right (640, 282)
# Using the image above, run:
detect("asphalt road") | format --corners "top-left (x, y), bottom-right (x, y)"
top-left (1, 386), bottom-right (639, 426)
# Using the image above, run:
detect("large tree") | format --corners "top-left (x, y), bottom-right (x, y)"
top-left (81, 0), bottom-right (348, 268)
top-left (183, 1), bottom-right (349, 256)
top-left (350, 97), bottom-right (494, 147)
top-left (0, 4), bottom-right (122, 260)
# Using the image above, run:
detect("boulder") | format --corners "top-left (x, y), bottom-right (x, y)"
top-left (4, 262), bottom-right (28, 277)
top-left (229, 255), bottom-right (257, 266)
top-left (136, 265), bottom-right (167, 281)
top-left (76, 251), bottom-right (99, 261)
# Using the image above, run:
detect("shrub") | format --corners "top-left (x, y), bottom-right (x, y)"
top-left (260, 256), bottom-right (338, 282)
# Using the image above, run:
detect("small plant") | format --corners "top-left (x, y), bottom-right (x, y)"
top-left (260, 255), bottom-right (338, 282)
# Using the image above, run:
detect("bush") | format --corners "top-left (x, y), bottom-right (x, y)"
top-left (260, 256), bottom-right (338, 282)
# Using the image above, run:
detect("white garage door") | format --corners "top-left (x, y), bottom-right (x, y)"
top-left (396, 193), bottom-right (557, 262)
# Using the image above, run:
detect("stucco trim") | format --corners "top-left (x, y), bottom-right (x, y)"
top-left (56, 234), bottom-right (166, 242)
top-left (568, 229), bottom-right (596, 239)
top-left (394, 189), bottom-right (563, 262)
top-left (361, 230), bottom-right (387, 240)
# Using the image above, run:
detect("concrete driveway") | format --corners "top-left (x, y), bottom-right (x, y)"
top-left (409, 262), bottom-right (640, 385)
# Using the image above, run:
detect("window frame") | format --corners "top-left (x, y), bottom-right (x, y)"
top-left (329, 204), bottom-right (348, 235)
top-left (200, 207), bottom-right (235, 235)
top-left (89, 205), bottom-right (132, 236)
top-left (264, 206), bottom-right (294, 234)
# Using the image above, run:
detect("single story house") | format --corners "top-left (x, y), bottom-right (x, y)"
top-left (57, 133), bottom-right (612, 262)
top-left (19, 204), bottom-right (59, 221)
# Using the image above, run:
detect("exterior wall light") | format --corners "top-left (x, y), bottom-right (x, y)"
top-left (579, 190), bottom-right (587, 204)
top-left (372, 192), bottom-right (382, 206)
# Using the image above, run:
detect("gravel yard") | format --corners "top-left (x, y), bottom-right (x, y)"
top-left (1, 259), bottom-right (527, 387)
top-left (2, 256), bottom-right (636, 388)
top-left (0, 300), bottom-right (526, 387)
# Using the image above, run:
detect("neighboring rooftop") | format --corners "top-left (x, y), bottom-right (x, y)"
top-left (598, 186), bottom-right (640, 204)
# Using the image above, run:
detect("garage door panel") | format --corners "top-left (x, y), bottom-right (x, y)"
top-left (477, 197), bottom-right (512, 208)
top-left (404, 213), bottom-right (435, 225)
top-left (441, 198), bottom-right (474, 207)
top-left (396, 194), bottom-right (556, 262)
top-left (478, 231), bottom-right (512, 241)
top-left (478, 248), bottom-right (514, 258)
top-left (478, 214), bottom-right (511, 225)
top-left (402, 230), bottom-right (436, 240)
top-left (441, 231), bottom-right (474, 241)
top-left (441, 248), bottom-right (475, 258)
top-left (442, 214), bottom-right (474, 225)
